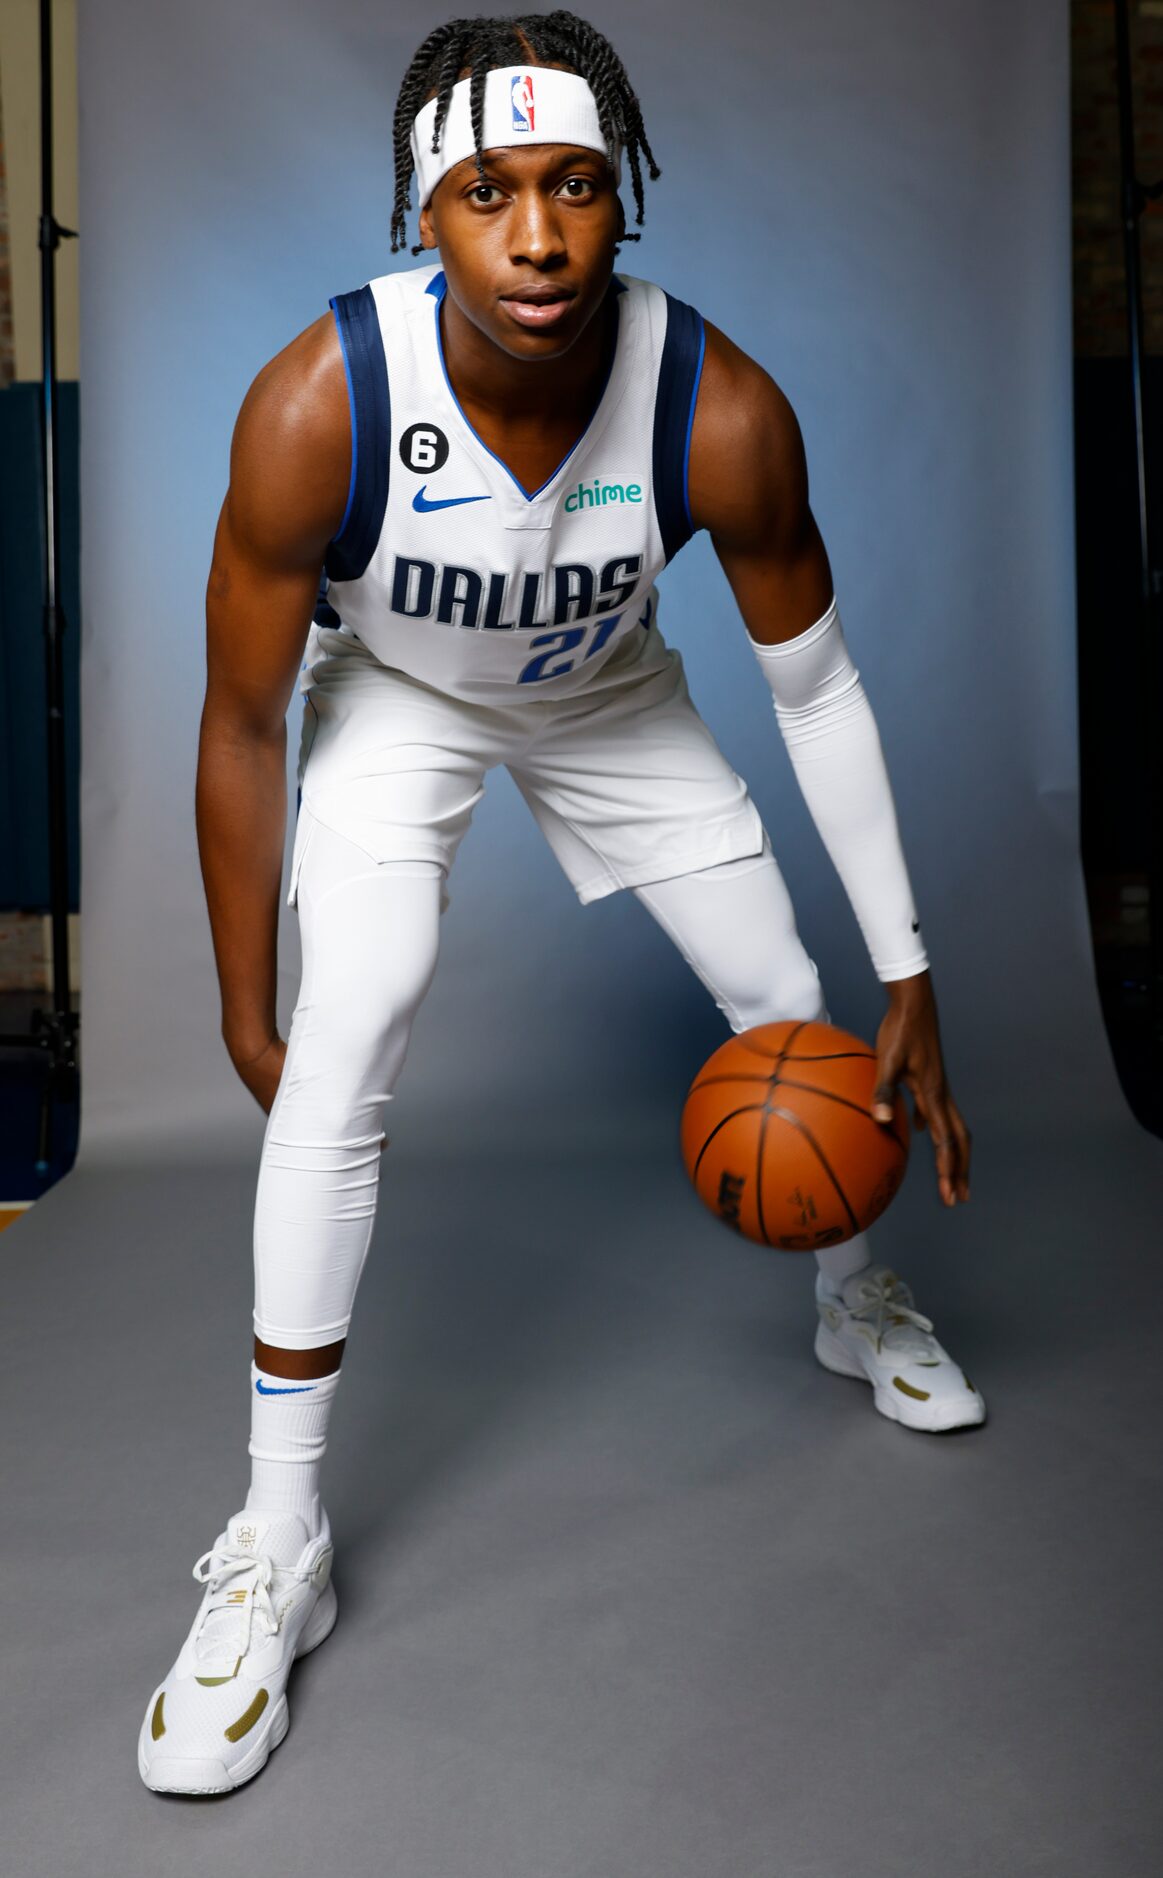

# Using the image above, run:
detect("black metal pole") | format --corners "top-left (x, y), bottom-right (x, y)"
top-left (38, 0), bottom-right (72, 1039)
top-left (1113, 0), bottom-right (1163, 1038)
top-left (0, 0), bottom-right (81, 1174)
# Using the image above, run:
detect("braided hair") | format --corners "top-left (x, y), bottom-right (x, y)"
top-left (390, 11), bottom-right (661, 255)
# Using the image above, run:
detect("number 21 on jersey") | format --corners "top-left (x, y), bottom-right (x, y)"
top-left (518, 594), bottom-right (653, 684)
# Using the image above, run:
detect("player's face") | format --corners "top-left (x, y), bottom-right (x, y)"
top-left (419, 143), bottom-right (625, 363)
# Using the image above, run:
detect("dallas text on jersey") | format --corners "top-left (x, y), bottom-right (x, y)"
top-left (389, 553), bottom-right (644, 630)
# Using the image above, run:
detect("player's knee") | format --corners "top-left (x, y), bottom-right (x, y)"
top-left (285, 949), bottom-right (438, 1120)
top-left (302, 885), bottom-right (441, 1063)
top-left (311, 974), bottom-right (431, 1086)
top-left (726, 950), bottom-right (828, 1032)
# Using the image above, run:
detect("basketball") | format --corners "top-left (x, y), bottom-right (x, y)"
top-left (680, 1019), bottom-right (910, 1250)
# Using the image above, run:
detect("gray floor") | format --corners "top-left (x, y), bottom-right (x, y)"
top-left (3, 1102), bottom-right (1161, 1877)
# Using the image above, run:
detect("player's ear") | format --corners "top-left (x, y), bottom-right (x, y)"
top-left (417, 201), bottom-right (438, 251)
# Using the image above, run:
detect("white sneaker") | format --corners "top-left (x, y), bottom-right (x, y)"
top-left (814, 1262), bottom-right (986, 1432)
top-left (137, 1507), bottom-right (337, 1795)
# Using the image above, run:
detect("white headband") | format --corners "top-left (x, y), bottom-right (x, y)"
top-left (409, 65), bottom-right (622, 211)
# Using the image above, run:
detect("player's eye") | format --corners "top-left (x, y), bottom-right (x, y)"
top-left (467, 182), bottom-right (504, 205)
top-left (558, 176), bottom-right (596, 199)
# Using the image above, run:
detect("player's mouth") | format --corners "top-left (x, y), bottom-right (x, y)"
top-left (499, 284), bottom-right (577, 329)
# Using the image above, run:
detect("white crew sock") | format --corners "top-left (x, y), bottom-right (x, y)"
top-left (245, 1361), bottom-right (341, 1537)
top-left (814, 1231), bottom-right (875, 1299)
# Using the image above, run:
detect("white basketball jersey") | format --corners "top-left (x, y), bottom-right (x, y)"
top-left (312, 261), bottom-right (706, 703)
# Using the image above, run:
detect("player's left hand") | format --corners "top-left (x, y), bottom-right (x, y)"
top-left (870, 971), bottom-right (971, 1207)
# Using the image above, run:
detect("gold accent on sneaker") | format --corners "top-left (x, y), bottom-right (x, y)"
top-left (151, 1693), bottom-right (166, 1740)
top-left (225, 1688), bottom-right (269, 1742)
top-left (892, 1376), bottom-right (931, 1400)
top-left (196, 1655), bottom-right (243, 1687)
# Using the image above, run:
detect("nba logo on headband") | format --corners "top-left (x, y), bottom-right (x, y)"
top-left (409, 66), bottom-right (621, 211)
top-left (511, 72), bottom-right (535, 132)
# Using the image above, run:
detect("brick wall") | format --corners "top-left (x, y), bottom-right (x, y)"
top-left (1074, 0), bottom-right (1163, 357)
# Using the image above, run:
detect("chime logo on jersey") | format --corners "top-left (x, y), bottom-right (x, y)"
top-left (563, 477), bottom-right (644, 513)
top-left (390, 552), bottom-right (643, 631)
top-left (511, 73), bottom-right (535, 132)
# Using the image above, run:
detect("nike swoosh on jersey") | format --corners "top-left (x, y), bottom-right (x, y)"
top-left (255, 1379), bottom-right (315, 1395)
top-left (412, 485), bottom-right (492, 513)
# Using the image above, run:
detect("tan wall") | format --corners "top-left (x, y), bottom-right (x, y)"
top-left (0, 0), bottom-right (78, 381)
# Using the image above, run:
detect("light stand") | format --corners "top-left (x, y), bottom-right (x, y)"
top-left (0, 0), bottom-right (80, 1172)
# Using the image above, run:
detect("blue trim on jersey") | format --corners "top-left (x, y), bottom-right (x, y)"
top-left (333, 309), bottom-right (357, 538)
top-left (313, 565), bottom-right (342, 628)
top-left (427, 270), bottom-right (624, 503)
top-left (324, 286), bottom-right (390, 582)
top-left (652, 291), bottom-right (706, 564)
top-left (682, 319), bottom-right (706, 533)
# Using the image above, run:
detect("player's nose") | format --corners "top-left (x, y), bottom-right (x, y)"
top-left (508, 186), bottom-right (567, 267)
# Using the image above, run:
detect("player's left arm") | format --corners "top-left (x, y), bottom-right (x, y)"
top-left (687, 320), bottom-right (971, 1207)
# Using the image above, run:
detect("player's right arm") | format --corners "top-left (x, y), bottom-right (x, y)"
top-left (196, 311), bottom-right (350, 1112)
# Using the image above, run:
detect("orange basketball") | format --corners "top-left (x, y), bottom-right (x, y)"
top-left (680, 1019), bottom-right (910, 1251)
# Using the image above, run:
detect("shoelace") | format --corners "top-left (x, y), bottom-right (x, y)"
top-left (840, 1268), bottom-right (935, 1355)
top-left (190, 1544), bottom-right (313, 1662)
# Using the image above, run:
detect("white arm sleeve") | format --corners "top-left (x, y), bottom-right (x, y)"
top-left (748, 596), bottom-right (930, 983)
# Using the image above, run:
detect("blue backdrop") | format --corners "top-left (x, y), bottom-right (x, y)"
top-left (75, 0), bottom-right (1113, 1164)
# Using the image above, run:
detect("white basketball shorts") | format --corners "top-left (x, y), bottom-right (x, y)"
top-left (287, 612), bottom-right (767, 910)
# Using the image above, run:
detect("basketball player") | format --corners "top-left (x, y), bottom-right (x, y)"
top-left (138, 12), bottom-right (981, 1796)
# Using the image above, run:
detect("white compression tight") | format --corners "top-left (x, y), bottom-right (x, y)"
top-left (252, 817), bottom-right (876, 1352)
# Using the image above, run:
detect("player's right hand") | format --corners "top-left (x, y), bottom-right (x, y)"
top-left (229, 1033), bottom-right (287, 1115)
